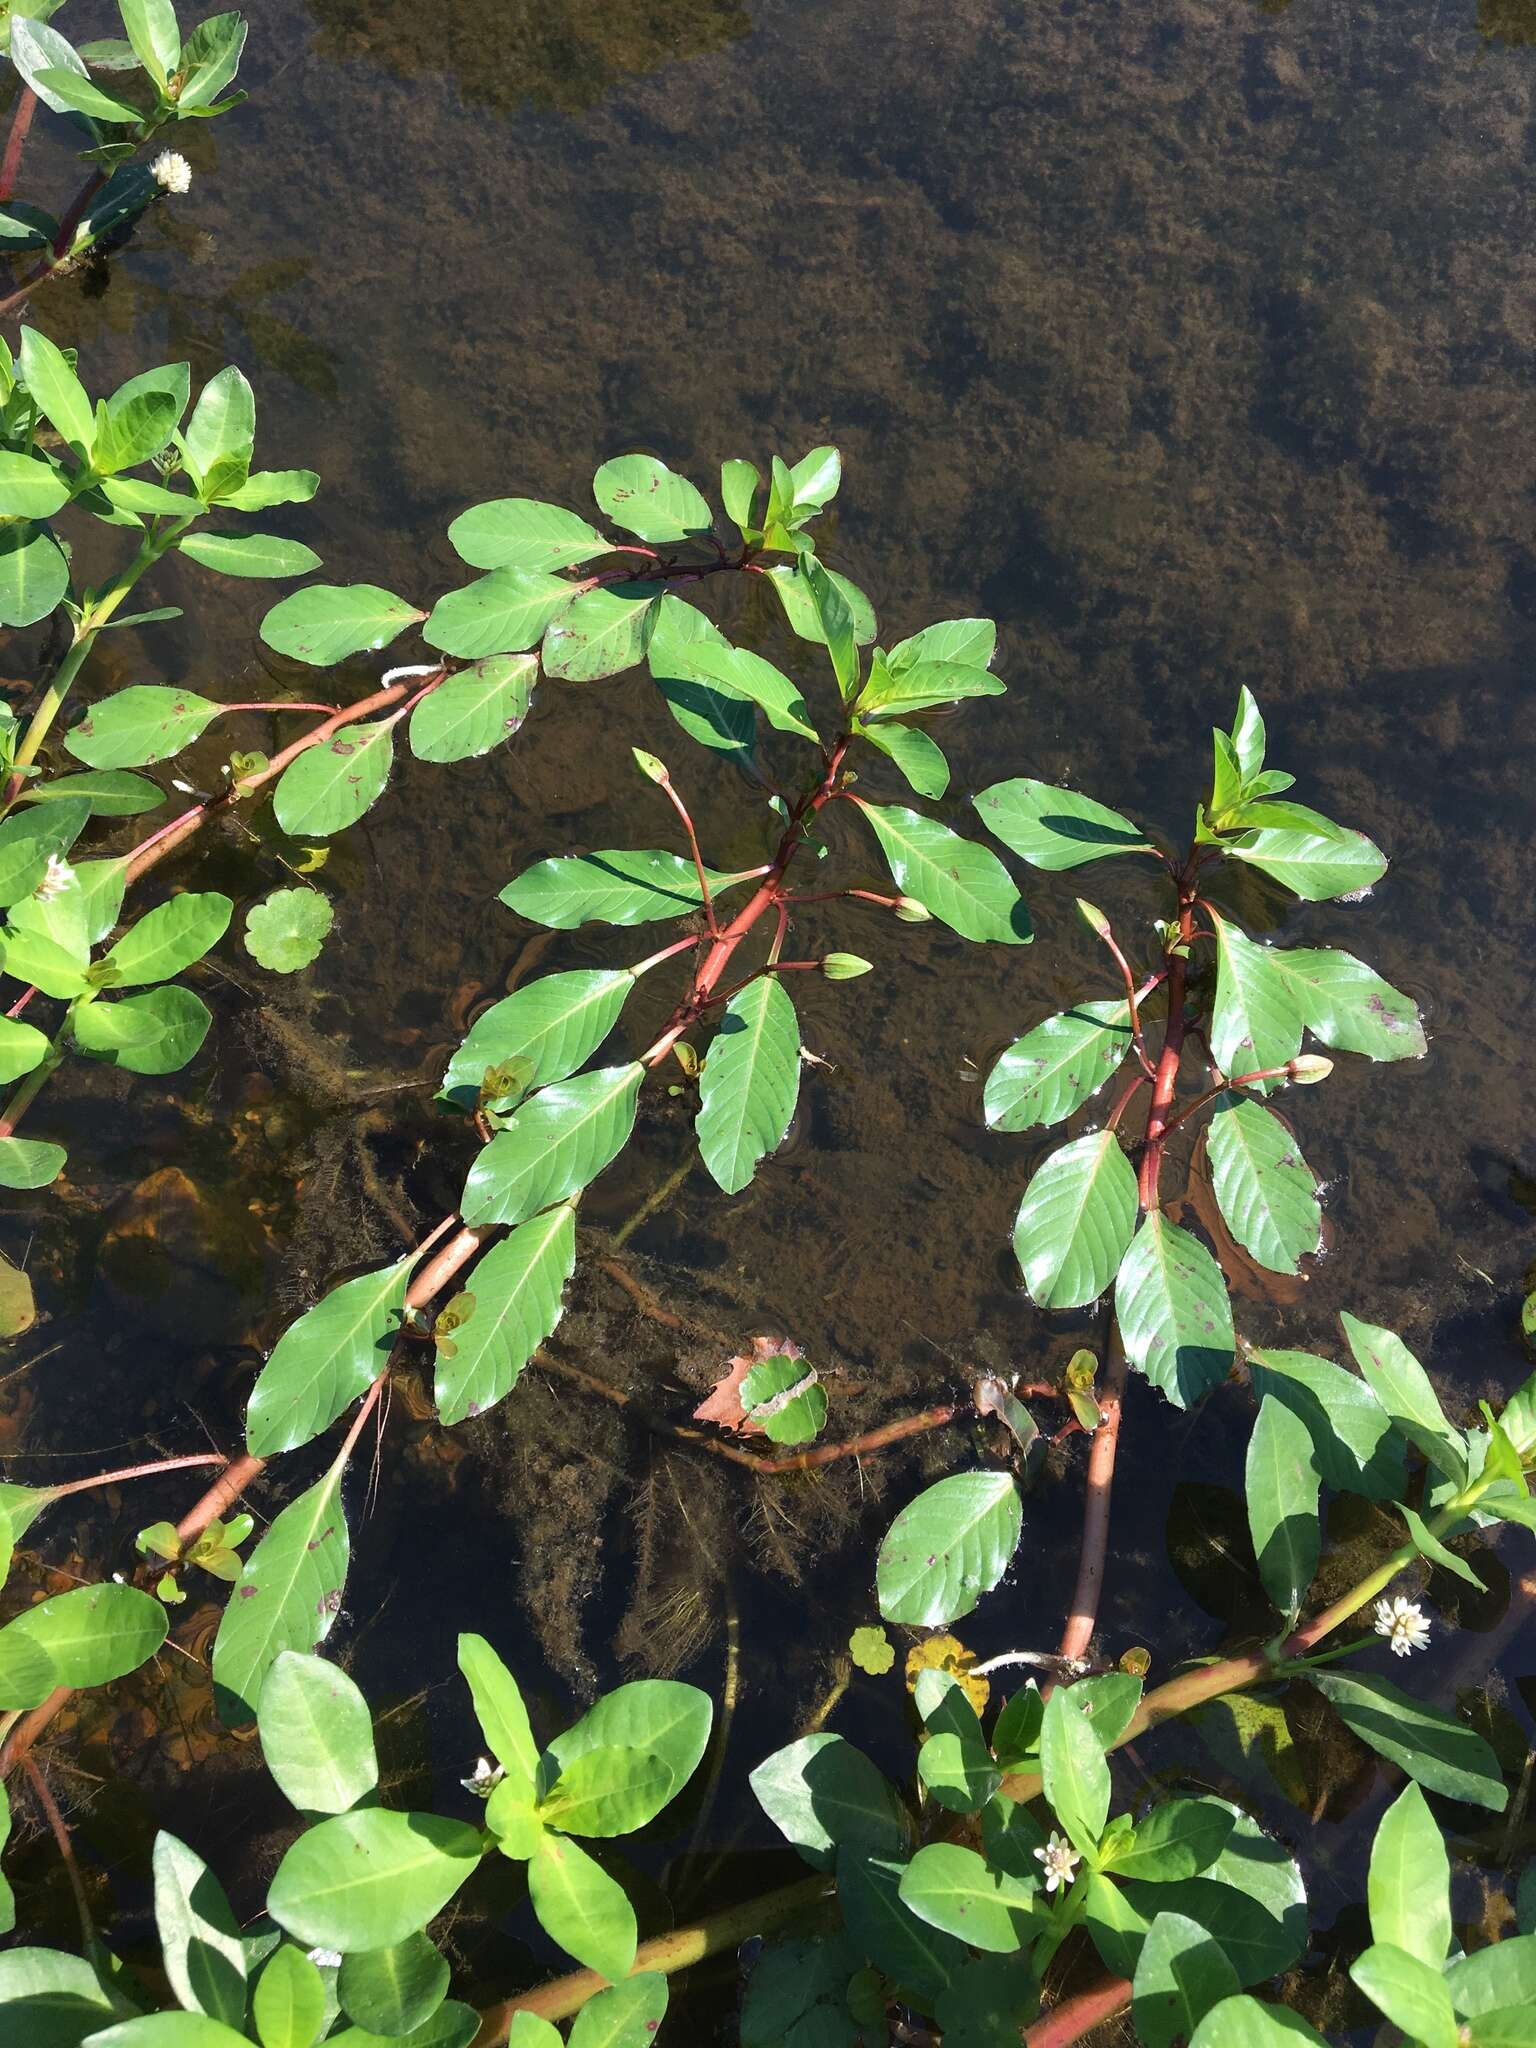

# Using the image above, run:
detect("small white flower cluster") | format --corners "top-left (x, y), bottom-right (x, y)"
top-left (152, 150), bottom-right (192, 195)
top-left (460, 1755), bottom-right (505, 1799)
top-left (1374, 1595), bottom-right (1431, 1658)
top-left (1033, 1830), bottom-right (1081, 1894)
top-left (305, 1948), bottom-right (342, 1971)
top-left (34, 854), bottom-right (76, 903)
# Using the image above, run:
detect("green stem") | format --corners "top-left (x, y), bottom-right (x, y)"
top-left (0, 1036), bottom-right (64, 1139)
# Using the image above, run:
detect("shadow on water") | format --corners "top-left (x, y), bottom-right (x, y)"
top-left (3, 0), bottom-right (1536, 2011)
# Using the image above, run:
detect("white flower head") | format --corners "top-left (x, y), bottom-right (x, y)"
top-left (34, 854), bottom-right (76, 903)
top-left (152, 150), bottom-right (192, 195)
top-left (1033, 1830), bottom-right (1082, 1894)
top-left (1374, 1595), bottom-right (1431, 1658)
top-left (306, 1948), bottom-right (342, 1971)
top-left (460, 1756), bottom-right (505, 1799)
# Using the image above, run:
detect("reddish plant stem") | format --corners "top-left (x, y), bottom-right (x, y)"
top-left (0, 88), bottom-right (36, 205)
top-left (1023, 1974), bottom-right (1132, 2047)
top-left (1104, 1071), bottom-right (1147, 1133)
top-left (655, 773), bottom-right (720, 935)
top-left (1090, 918), bottom-right (1154, 1078)
top-left (52, 1452), bottom-right (226, 1499)
top-left (23, 1753), bottom-right (92, 1943)
top-left (1135, 892), bottom-right (1195, 1213)
top-left (1056, 1329), bottom-right (1128, 1667)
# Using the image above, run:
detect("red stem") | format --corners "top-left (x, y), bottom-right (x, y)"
top-left (1057, 1332), bottom-right (1127, 1666)
top-left (0, 88), bottom-right (36, 205)
top-left (657, 774), bottom-right (719, 936)
top-left (53, 1452), bottom-right (226, 1499)
top-left (1024, 1975), bottom-right (1132, 2047)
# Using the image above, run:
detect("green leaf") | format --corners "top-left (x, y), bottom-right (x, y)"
top-left (252, 1946), bottom-right (327, 2048)
top-left (0, 202), bottom-right (56, 251)
top-left (852, 799), bottom-right (1030, 944)
top-left (500, 847), bottom-right (749, 929)
top-left (272, 722), bottom-right (394, 838)
top-left (34, 64), bottom-right (141, 122)
top-left (424, 568), bottom-right (575, 659)
top-left (973, 778), bottom-right (1152, 869)
top-left (1133, 1911), bottom-right (1242, 2048)
top-left (434, 1201), bottom-right (576, 1425)
top-left (177, 10), bottom-right (247, 107)
top-left (178, 533), bottom-right (322, 580)
top-left (0, 451), bottom-right (68, 518)
top-left (1226, 806), bottom-right (1388, 902)
top-left (0, 923), bottom-right (87, 998)
top-left (448, 497), bottom-right (608, 573)
top-left (1398, 1498), bottom-right (1486, 1590)
top-left (915, 1671), bottom-right (1001, 1814)
top-left (219, 470), bottom-right (320, 512)
top-left (1106, 1801), bottom-right (1235, 1885)
top-left (8, 1581), bottom-right (166, 1684)
top-left (409, 654), bottom-right (536, 762)
top-left (739, 1352), bottom-right (826, 1445)
top-left (64, 686), bottom-right (223, 769)
top-left (1339, 1312), bottom-right (1468, 1488)
top-left (268, 1809), bottom-right (482, 1954)
top-left (184, 367), bottom-right (254, 488)
top-left (567, 1975), bottom-right (668, 2048)
top-left (1082, 1870), bottom-right (1152, 1979)
top-left (458, 1633), bottom-right (539, 1780)
top-left (508, 2016), bottom-right (563, 2048)
top-left (788, 445), bottom-right (841, 512)
top-left (18, 769), bottom-right (164, 816)
top-left (1270, 947), bottom-right (1426, 1062)
top-left (18, 326), bottom-right (92, 455)
top-left (1189, 1999), bottom-right (1328, 2048)
top-left (837, 1847), bottom-right (966, 2009)
top-left (875, 1471), bottom-right (1023, 1626)
top-left (1, 1943), bottom-right (148, 2048)
top-left (461, 1063), bottom-right (643, 1228)
top-left (545, 1678), bottom-right (712, 1808)
top-left (857, 653), bottom-right (1005, 721)
top-left (1039, 1681), bottom-right (1110, 1855)
top-left (645, 595), bottom-right (757, 765)
top-left (803, 558), bottom-right (859, 699)
top-left (0, 524), bottom-right (68, 628)
top-left (339, 1934), bottom-right (449, 2038)
top-left (1209, 919), bottom-right (1303, 1091)
top-left (95, 389), bottom-right (180, 474)
top-left (1012, 1130), bottom-right (1138, 1309)
top-left (102, 891), bottom-right (231, 985)
top-left (1244, 1396), bottom-right (1319, 1620)
top-left (886, 616), bottom-right (996, 672)
top-left (858, 717), bottom-right (950, 799)
top-left (1115, 1215), bottom-right (1235, 1407)
top-left (72, 986), bottom-right (211, 1074)
top-left (0, 1136), bottom-right (65, 1189)
top-left (261, 585), bottom-right (424, 666)
top-left (748, 1732), bottom-right (908, 1870)
top-left (541, 583), bottom-right (660, 681)
top-left (670, 638), bottom-right (820, 741)
top-left (1121, 1805), bottom-right (1308, 1986)
top-left (985, 1002), bottom-right (1133, 1133)
top-left (696, 975), bottom-right (800, 1194)
top-left (104, 475), bottom-right (198, 516)
top-left (1465, 2009), bottom-right (1536, 2047)
top-left (1446, 1936), bottom-right (1536, 2018)
top-left (539, 1745), bottom-right (673, 1837)
top-left (1312, 1671), bottom-right (1507, 1810)
top-left (211, 1459), bottom-right (350, 1726)
top-left (592, 454), bottom-right (711, 543)
top-left (440, 969), bottom-right (633, 1113)
top-left (1350, 1943), bottom-right (1459, 2048)
top-left (1206, 1097), bottom-right (1321, 1274)
top-left (153, 1831), bottom-right (247, 2027)
top-left (764, 561), bottom-right (876, 647)
top-left (0, 1617), bottom-right (57, 1708)
top-left (246, 1254), bottom-right (411, 1457)
top-left (0, 797), bottom-right (88, 906)
top-left (0, 1016), bottom-right (50, 1084)
top-left (528, 1832), bottom-right (636, 1986)
top-left (898, 1843), bottom-right (1037, 1953)
top-left (1246, 1347), bottom-right (1406, 1500)
top-left (257, 1651), bottom-right (379, 1815)
top-left (243, 889), bottom-right (334, 973)
top-left (1368, 1783), bottom-right (1450, 1966)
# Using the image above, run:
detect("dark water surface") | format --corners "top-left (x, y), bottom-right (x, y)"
top-left (6, 0), bottom-right (1536, 2019)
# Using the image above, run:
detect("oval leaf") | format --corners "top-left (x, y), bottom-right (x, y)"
top-left (876, 1472), bottom-right (1023, 1627)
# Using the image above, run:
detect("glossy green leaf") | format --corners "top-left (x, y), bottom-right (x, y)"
top-left (528, 1832), bottom-right (636, 1985)
top-left (103, 475), bottom-right (197, 517)
top-left (0, 797), bottom-right (88, 908)
top-left (546, 1678), bottom-right (712, 1808)
top-left (592, 455), bottom-right (710, 542)
top-left (9, 1581), bottom-right (166, 1684)
top-left (748, 1732), bottom-right (908, 1870)
top-left (1206, 1097), bottom-right (1321, 1274)
top-left (857, 653), bottom-right (1005, 721)
top-left (67, 2019), bottom-right (252, 2048)
top-left (886, 615), bottom-right (995, 671)
top-left (1368, 1783), bottom-right (1449, 1965)
top-left (409, 654), bottom-right (536, 761)
top-left (17, 327), bottom-right (92, 454)
top-left (0, 1943), bottom-right (129, 2048)
top-left (219, 469), bottom-right (319, 513)
top-left (330, 2008), bottom-right (476, 2048)
top-left (1227, 806), bottom-right (1388, 902)
top-left (875, 1471), bottom-right (1022, 1626)
top-left (1399, 1498), bottom-right (1486, 1590)
top-left (64, 686), bottom-right (223, 769)
top-left (837, 1846), bottom-right (966, 2008)
top-left (974, 778), bottom-right (1152, 869)
top-left (500, 847), bottom-right (748, 929)
top-left (739, 1351), bottom-right (826, 1444)
top-left (441, 970), bottom-right (634, 1113)
top-left (33, 63), bottom-right (140, 121)
top-left (178, 533), bottom-right (321, 580)
top-left (984, 1002), bottom-right (1132, 1132)
top-left (94, 387), bottom-right (181, 472)
top-left (1463, 2009), bottom-right (1536, 2047)
top-left (252, 1946), bottom-right (327, 2048)
top-left (1082, 1870), bottom-right (1151, 1979)
top-left (1121, 1805), bottom-right (1308, 1985)
top-left (458, 1633), bottom-right (539, 1779)
top-left (257, 1650), bottom-right (379, 1815)
top-left (1312, 1671), bottom-right (1507, 1809)
top-left (858, 717), bottom-right (950, 799)
top-left (1446, 1935), bottom-right (1536, 2018)
top-left (153, 1831), bottom-right (246, 2027)
top-left (1350, 1943), bottom-right (1458, 2048)
top-left (0, 923), bottom-right (86, 998)
top-left (915, 1670), bottom-right (1001, 1814)
top-left (261, 584), bottom-right (425, 666)
top-left (764, 561), bottom-right (876, 647)
top-left (0, 451), bottom-right (68, 518)
top-left (0, 1620), bottom-right (62, 1708)
top-left (0, 1016), bottom-right (50, 1084)
top-left (0, 201), bottom-right (56, 251)
top-left (272, 721), bottom-right (394, 838)
top-left (802, 558), bottom-right (860, 699)
top-left (178, 10), bottom-right (248, 107)
top-left (898, 1843), bottom-right (1037, 1953)
top-left (1133, 1911), bottom-right (1242, 2048)
top-left (243, 889), bottom-right (334, 973)
top-left (1115, 1214), bottom-right (1235, 1407)
top-left (1040, 1681), bottom-right (1110, 1855)
top-left (424, 569), bottom-right (574, 659)
top-left (1270, 946), bottom-right (1426, 1061)
top-left (671, 638), bottom-right (819, 741)
top-left (339, 1934), bottom-right (448, 2038)
top-left (1012, 1129), bottom-right (1138, 1309)
top-left (1339, 1312), bottom-right (1468, 1487)
top-left (268, 1809), bottom-right (482, 1953)
top-left (72, 986), bottom-right (211, 1074)
top-left (1209, 919), bottom-right (1303, 1091)
top-left (1245, 1396), bottom-right (1319, 1620)
top-left (460, 1062), bottom-right (643, 1228)
top-left (567, 1975), bottom-right (668, 2048)
top-left (184, 367), bottom-right (254, 486)
top-left (1106, 1800), bottom-right (1235, 1886)
top-left (1189, 1998), bottom-right (1327, 2048)
top-left (1246, 1346), bottom-right (1406, 1501)
top-left (211, 1460), bottom-right (350, 1726)
top-left (542, 583), bottom-right (660, 680)
top-left (247, 1254), bottom-right (411, 1457)
top-left (507, 2017), bottom-right (562, 2048)
top-left (540, 1745), bottom-right (673, 1837)
top-left (696, 975), bottom-right (800, 1195)
top-left (18, 769), bottom-right (164, 816)
top-left (645, 595), bottom-right (756, 763)
top-left (853, 799), bottom-right (1030, 944)
top-left (0, 523), bottom-right (69, 627)
top-left (102, 892), bottom-right (231, 986)
top-left (448, 498), bottom-right (607, 573)
top-left (434, 1201), bottom-right (576, 1425)
top-left (0, 1136), bottom-right (65, 1189)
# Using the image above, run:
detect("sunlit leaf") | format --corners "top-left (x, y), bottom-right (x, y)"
top-left (211, 1461), bottom-right (350, 1726)
top-left (1115, 1215), bottom-right (1235, 1408)
top-left (1012, 1130), bottom-right (1138, 1309)
top-left (273, 722), bottom-right (394, 838)
top-left (1244, 1396), bottom-right (1319, 1620)
top-left (696, 975), bottom-right (800, 1194)
top-left (257, 1651), bottom-right (379, 1816)
top-left (500, 847), bottom-right (749, 929)
top-left (460, 1063), bottom-right (643, 1228)
top-left (1206, 1097), bottom-right (1321, 1274)
top-left (985, 1002), bottom-right (1132, 1133)
top-left (434, 1202), bottom-right (576, 1426)
top-left (247, 1255), bottom-right (412, 1458)
top-left (268, 1809), bottom-right (482, 1954)
top-left (876, 1472), bottom-right (1022, 1627)
top-left (592, 455), bottom-right (710, 543)
top-left (853, 799), bottom-right (1030, 945)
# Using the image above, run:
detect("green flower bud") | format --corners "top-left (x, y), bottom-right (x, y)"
top-left (1075, 898), bottom-right (1111, 939)
top-left (1286, 1054), bottom-right (1333, 1085)
top-left (894, 896), bottom-right (931, 923)
top-left (822, 953), bottom-right (874, 980)
top-left (631, 747), bottom-right (668, 783)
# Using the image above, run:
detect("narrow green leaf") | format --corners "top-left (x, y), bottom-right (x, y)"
top-left (17, 769), bottom-right (164, 816)
top-left (246, 1254), bottom-right (411, 1457)
top-left (424, 569), bottom-right (574, 659)
top-left (973, 778), bottom-right (1152, 869)
top-left (670, 639), bottom-right (820, 742)
top-left (1012, 1130), bottom-right (1138, 1309)
top-left (1398, 1499), bottom-right (1486, 1590)
top-left (1247, 1346), bottom-right (1406, 1501)
top-left (500, 848), bottom-right (749, 929)
top-left (448, 497), bottom-right (608, 573)
top-left (409, 655), bottom-right (535, 762)
top-left (528, 1833), bottom-right (636, 1986)
top-left (803, 558), bottom-right (859, 699)
top-left (875, 1471), bottom-right (1022, 1627)
top-left (184, 367), bottom-right (254, 486)
top-left (696, 975), bottom-right (800, 1194)
top-left (177, 10), bottom-right (248, 107)
top-left (178, 534), bottom-right (321, 580)
top-left (898, 1843), bottom-right (1037, 1954)
top-left (1312, 1671), bottom-right (1507, 1810)
top-left (1115, 1214), bottom-right (1235, 1407)
top-left (272, 722), bottom-right (394, 838)
top-left (1339, 1312), bottom-right (1468, 1488)
top-left (34, 64), bottom-right (141, 122)
top-left (18, 326), bottom-right (92, 454)
top-left (440, 970), bottom-right (634, 1112)
top-left (1209, 918), bottom-right (1303, 1091)
top-left (268, 1809), bottom-right (482, 1954)
top-left (1206, 1096), bottom-right (1321, 1274)
top-left (853, 799), bottom-right (1031, 944)
top-left (1245, 1396), bottom-right (1320, 1619)
top-left (219, 470), bottom-right (319, 512)
top-left (257, 1651), bottom-right (379, 1816)
top-left (64, 686), bottom-right (223, 769)
top-left (460, 1063), bottom-right (643, 1228)
top-left (1350, 1943), bottom-right (1458, 2048)
top-left (458, 1633), bottom-right (539, 1780)
top-left (1040, 1682), bottom-right (1111, 1855)
top-left (1368, 1783), bottom-right (1450, 1965)
top-left (211, 1460), bottom-right (350, 1726)
top-left (1445, 1935), bottom-right (1536, 2019)
top-left (1133, 1911), bottom-right (1241, 2048)
top-left (764, 561), bottom-right (876, 647)
top-left (748, 1733), bottom-right (908, 1870)
top-left (153, 1831), bottom-right (246, 2027)
top-left (645, 594), bottom-right (756, 764)
top-left (260, 585), bottom-right (424, 666)
top-left (434, 1202), bottom-right (576, 1425)
top-left (101, 892), bottom-right (231, 986)
top-left (887, 616), bottom-right (995, 671)
top-left (984, 1002), bottom-right (1132, 1132)
top-left (541, 583), bottom-right (660, 681)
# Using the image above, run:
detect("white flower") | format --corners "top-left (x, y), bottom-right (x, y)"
top-left (1374, 1595), bottom-right (1431, 1658)
top-left (1033, 1830), bottom-right (1082, 1894)
top-left (460, 1756), bottom-right (505, 1799)
top-left (34, 854), bottom-right (76, 902)
top-left (306, 1948), bottom-right (342, 1971)
top-left (152, 150), bottom-right (192, 195)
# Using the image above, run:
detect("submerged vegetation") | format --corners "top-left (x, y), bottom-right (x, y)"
top-left (0, 4), bottom-right (1532, 2047)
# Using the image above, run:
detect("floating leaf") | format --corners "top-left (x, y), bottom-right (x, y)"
top-left (974, 778), bottom-right (1153, 869)
top-left (1226, 806), bottom-right (1388, 902)
top-left (859, 717), bottom-right (950, 800)
top-left (1367, 1783), bottom-right (1449, 1966)
top-left (837, 1847), bottom-right (965, 2008)
top-left (153, 1832), bottom-right (247, 2028)
top-left (738, 1348), bottom-right (825, 1445)
top-left (439, 970), bottom-right (634, 1113)
top-left (1013, 1130), bottom-right (1138, 1310)
top-left (257, 1650), bottom-right (379, 1816)
top-left (243, 889), bottom-right (334, 973)
top-left (1246, 1346), bottom-right (1406, 1501)
top-left (749, 1733), bottom-right (907, 1871)
top-left (696, 975), bottom-right (801, 1195)
top-left (268, 1810), bottom-right (482, 1954)
top-left (424, 569), bottom-right (575, 660)
top-left (527, 1833), bottom-right (636, 1986)
top-left (179, 534), bottom-right (322, 580)
top-left (1245, 1396), bottom-right (1319, 1620)
top-left (1206, 1097), bottom-right (1321, 1274)
top-left (409, 655), bottom-right (536, 762)
top-left (542, 583), bottom-right (660, 681)
top-left (1208, 920), bottom-right (1302, 1093)
top-left (500, 848), bottom-right (749, 929)
top-left (876, 1472), bottom-right (1023, 1627)
top-left (1115, 1216), bottom-right (1235, 1408)
top-left (1312, 1672), bottom-right (1507, 1809)
top-left (1339, 1312), bottom-right (1468, 1488)
top-left (211, 1461), bottom-right (350, 1726)
top-left (16, 769), bottom-right (164, 817)
top-left (73, 987), bottom-right (212, 1075)
top-left (64, 686), bottom-right (222, 769)
top-left (898, 1843), bottom-right (1037, 1954)
top-left (985, 1002), bottom-right (1132, 1134)
top-left (434, 1203), bottom-right (576, 1426)
top-left (460, 1064), bottom-right (643, 1229)
top-left (260, 585), bottom-right (424, 666)
top-left (1133, 1911), bottom-right (1241, 2048)
top-left (1271, 947), bottom-right (1426, 1062)
top-left (273, 721), bottom-right (395, 838)
top-left (9, 1582), bottom-right (167, 1685)
top-left (338, 1932), bottom-right (450, 2038)
top-left (102, 893), bottom-right (232, 986)
top-left (853, 799), bottom-right (1030, 945)
top-left (246, 1255), bottom-right (412, 1458)
top-left (592, 455), bottom-right (711, 543)
top-left (448, 497), bottom-right (608, 573)
top-left (849, 1626), bottom-right (894, 1675)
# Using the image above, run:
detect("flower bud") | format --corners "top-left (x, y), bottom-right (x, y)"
top-left (1286, 1054), bottom-right (1333, 1085)
top-left (1075, 898), bottom-right (1111, 939)
top-left (631, 747), bottom-right (668, 783)
top-left (894, 896), bottom-right (931, 923)
top-left (822, 953), bottom-right (874, 980)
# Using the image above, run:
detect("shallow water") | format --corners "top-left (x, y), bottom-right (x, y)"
top-left (4, 0), bottom-right (1536, 2018)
